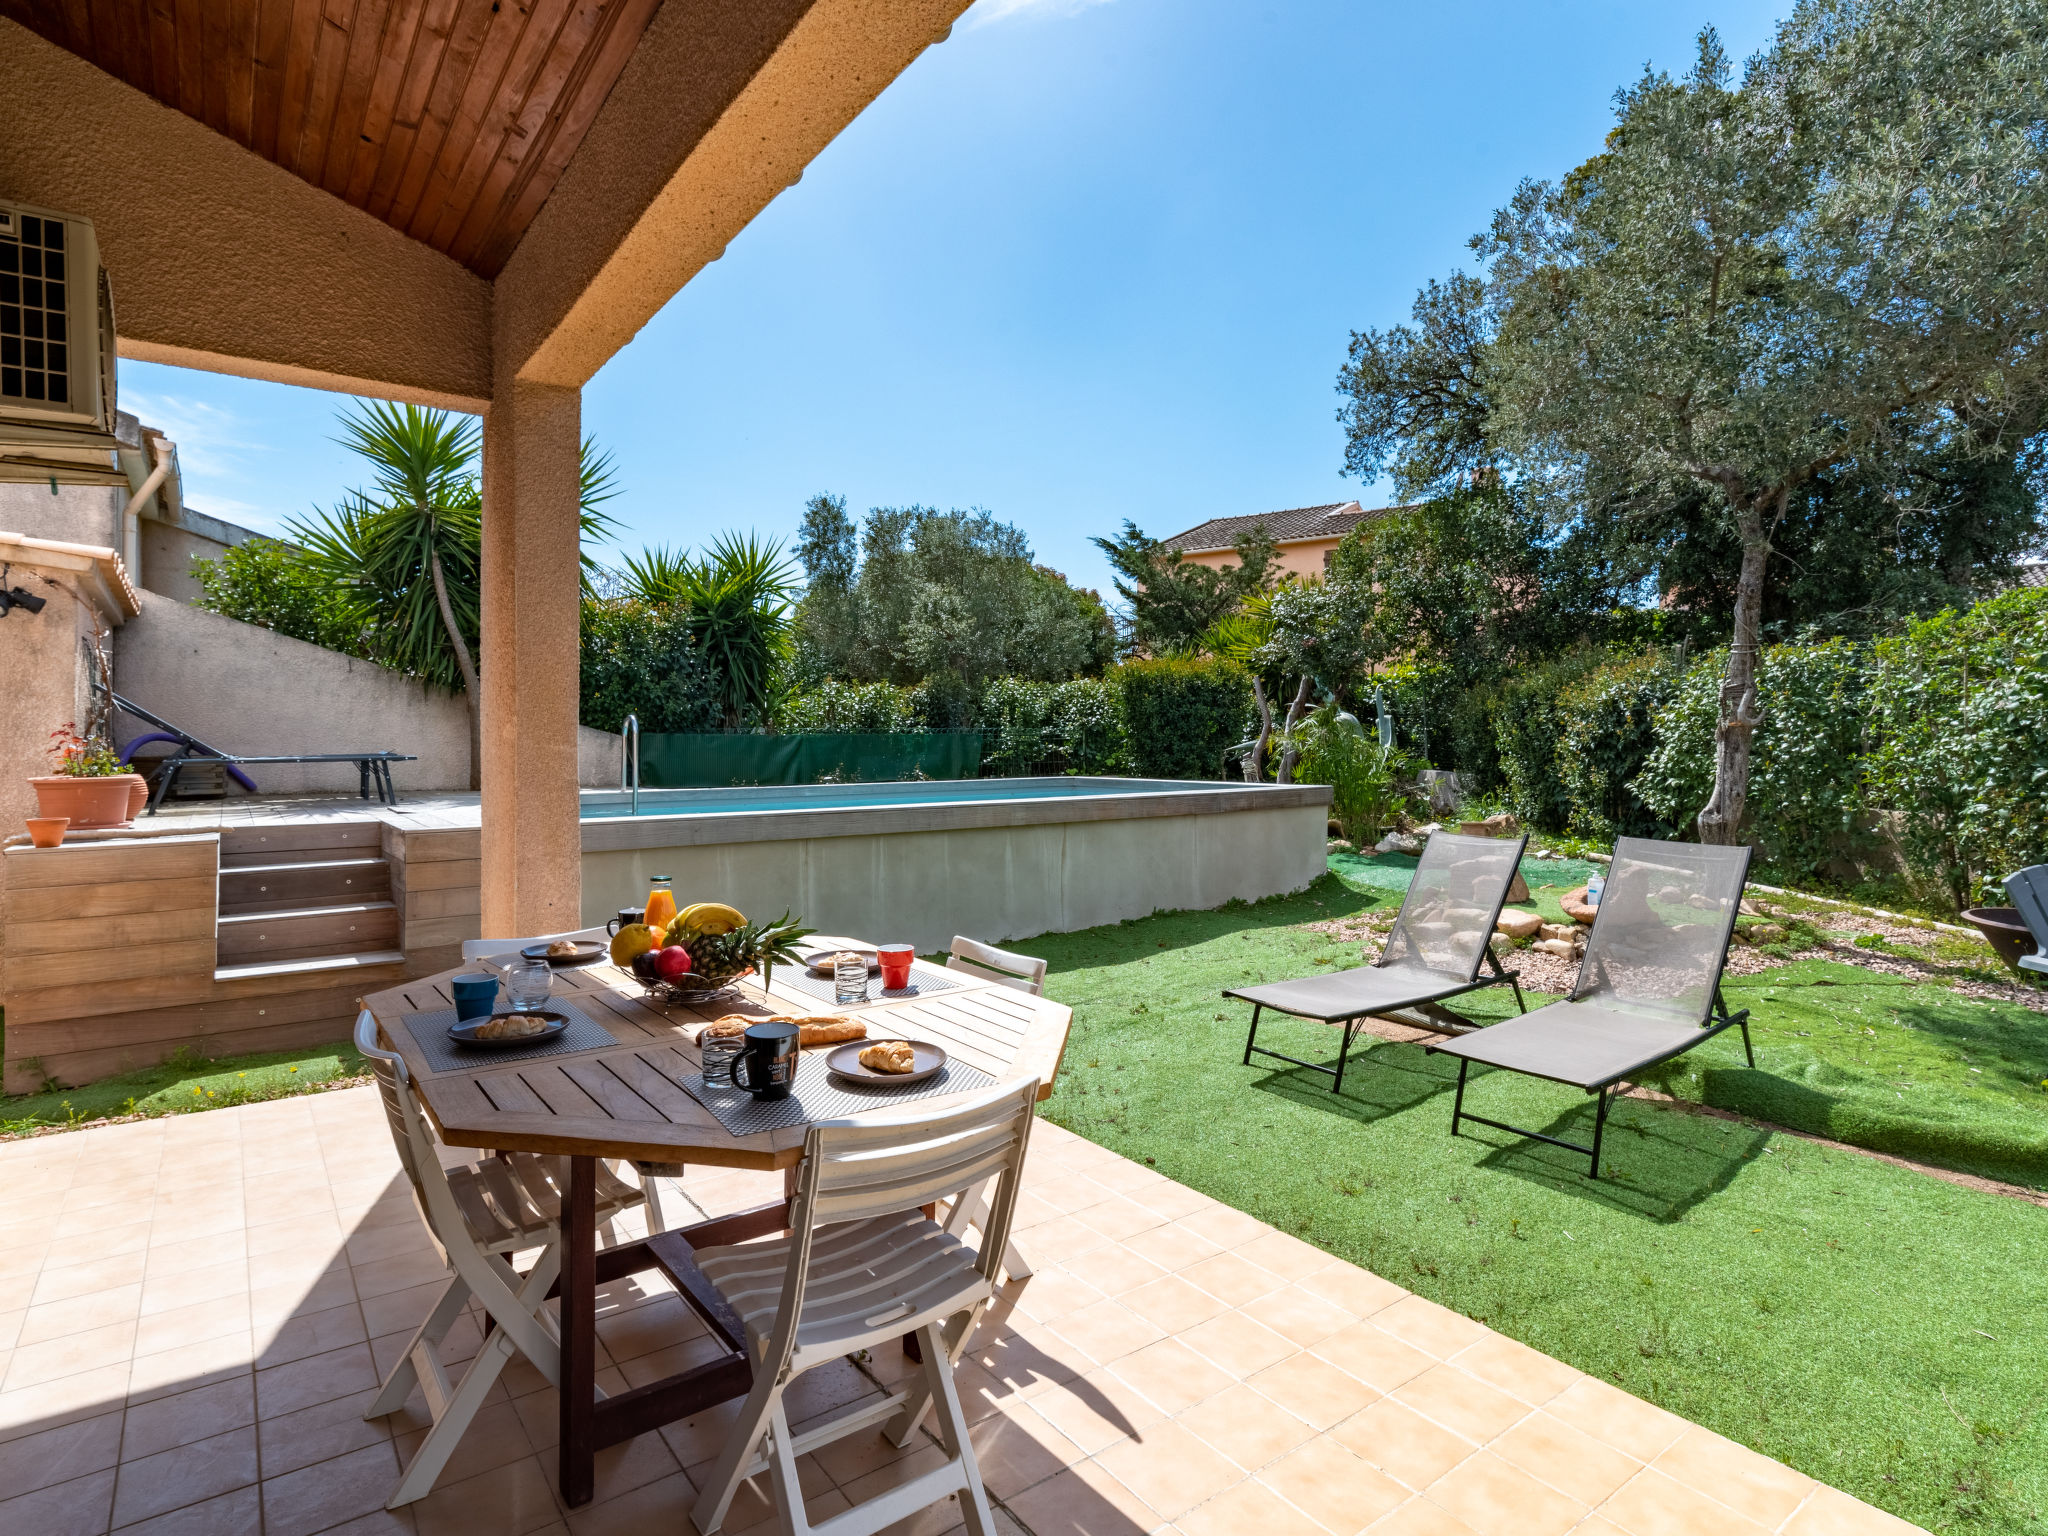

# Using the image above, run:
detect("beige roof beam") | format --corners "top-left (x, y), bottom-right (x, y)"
top-left (0, 19), bottom-right (493, 412)
top-left (494, 0), bottom-right (971, 389)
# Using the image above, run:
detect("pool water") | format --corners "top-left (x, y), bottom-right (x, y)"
top-left (578, 776), bottom-right (1226, 819)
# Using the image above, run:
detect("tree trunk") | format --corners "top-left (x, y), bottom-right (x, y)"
top-left (1275, 676), bottom-right (1315, 785)
top-left (1244, 676), bottom-right (1274, 781)
top-left (1695, 494), bottom-right (1777, 846)
top-left (429, 547), bottom-right (483, 792)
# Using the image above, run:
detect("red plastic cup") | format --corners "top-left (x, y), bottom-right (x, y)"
top-left (877, 944), bottom-right (914, 990)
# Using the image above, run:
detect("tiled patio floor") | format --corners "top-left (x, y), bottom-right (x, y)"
top-left (0, 1089), bottom-right (1920, 1536)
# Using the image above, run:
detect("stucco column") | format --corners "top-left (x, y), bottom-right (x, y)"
top-left (479, 378), bottom-right (583, 937)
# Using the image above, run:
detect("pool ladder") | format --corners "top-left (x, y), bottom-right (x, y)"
top-left (620, 714), bottom-right (640, 814)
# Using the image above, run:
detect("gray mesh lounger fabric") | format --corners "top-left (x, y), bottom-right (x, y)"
top-left (1230, 831), bottom-right (1529, 1092)
top-left (1428, 836), bottom-right (1756, 1176)
top-left (2006, 865), bottom-right (2048, 974)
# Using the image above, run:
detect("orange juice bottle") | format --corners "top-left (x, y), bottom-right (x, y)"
top-left (643, 876), bottom-right (677, 937)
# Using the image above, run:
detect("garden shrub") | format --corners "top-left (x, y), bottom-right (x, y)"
top-left (1047, 678), bottom-right (1126, 774)
top-left (1488, 649), bottom-right (1609, 830)
top-left (1552, 651), bottom-right (1678, 839)
top-left (980, 677), bottom-right (1056, 775)
top-left (1377, 660), bottom-right (1469, 772)
top-left (191, 537), bottom-right (365, 655)
top-left (774, 679), bottom-right (920, 733)
top-left (1636, 639), bottom-right (1871, 881)
top-left (1116, 658), bottom-right (1254, 780)
top-left (580, 599), bottom-right (722, 734)
top-left (1290, 705), bottom-right (1413, 843)
top-left (1863, 587), bottom-right (2048, 907)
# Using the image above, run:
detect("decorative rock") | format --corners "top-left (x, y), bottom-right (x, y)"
top-left (1461, 813), bottom-right (1522, 838)
top-left (1506, 872), bottom-right (1532, 903)
top-left (1748, 923), bottom-right (1787, 944)
top-left (1539, 922), bottom-right (1579, 943)
top-left (1559, 886), bottom-right (1599, 924)
top-left (1488, 932), bottom-right (1512, 953)
top-left (1376, 831), bottom-right (1426, 856)
top-left (1532, 937), bottom-right (1578, 959)
top-left (1496, 911), bottom-right (1544, 940)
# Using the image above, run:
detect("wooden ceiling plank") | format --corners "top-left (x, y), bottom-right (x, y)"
top-left (143, 0), bottom-right (177, 108)
top-left (399, 0), bottom-right (533, 244)
top-left (471, 0), bottom-right (656, 275)
top-left (171, 0), bottom-right (202, 120)
top-left (342, 0), bottom-right (428, 208)
top-left (222, 0), bottom-right (260, 145)
top-left (382, 0), bottom-right (495, 235)
top-left (317, 0), bottom-right (395, 196)
top-left (268, 0), bottom-right (324, 177)
top-left (199, 0), bottom-right (253, 144)
top-left (293, 0), bottom-right (360, 187)
top-left (78, 0), bottom-right (138, 95)
top-left (249, 0), bottom-right (296, 159)
top-left (439, 0), bottom-right (593, 264)
top-left (362, 0), bottom-right (458, 219)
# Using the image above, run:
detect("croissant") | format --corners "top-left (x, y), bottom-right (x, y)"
top-left (858, 1040), bottom-right (917, 1074)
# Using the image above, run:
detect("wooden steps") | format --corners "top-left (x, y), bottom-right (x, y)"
top-left (215, 901), bottom-right (400, 966)
top-left (212, 949), bottom-right (408, 983)
top-left (214, 824), bottom-right (400, 974)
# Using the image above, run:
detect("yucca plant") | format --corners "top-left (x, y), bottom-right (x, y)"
top-left (292, 400), bottom-right (620, 788)
top-left (625, 533), bottom-right (797, 728)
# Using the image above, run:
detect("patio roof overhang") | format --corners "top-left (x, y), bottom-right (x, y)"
top-left (0, 0), bottom-right (972, 931)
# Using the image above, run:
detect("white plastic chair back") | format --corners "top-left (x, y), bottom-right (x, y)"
top-left (461, 927), bottom-right (602, 964)
top-left (946, 935), bottom-right (1047, 996)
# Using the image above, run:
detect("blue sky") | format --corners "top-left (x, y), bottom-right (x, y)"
top-left (119, 0), bottom-right (1789, 606)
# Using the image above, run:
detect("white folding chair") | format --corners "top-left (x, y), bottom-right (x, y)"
top-left (353, 1010), bottom-right (647, 1506)
top-left (462, 928), bottom-right (696, 1232)
top-left (939, 937), bottom-right (1046, 1280)
top-left (945, 935), bottom-right (1047, 996)
top-left (688, 1078), bottom-right (1040, 1536)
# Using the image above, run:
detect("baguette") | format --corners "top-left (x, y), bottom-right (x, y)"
top-left (696, 1014), bottom-right (865, 1047)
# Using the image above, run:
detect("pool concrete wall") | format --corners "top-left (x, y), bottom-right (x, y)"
top-left (576, 782), bottom-right (1332, 953)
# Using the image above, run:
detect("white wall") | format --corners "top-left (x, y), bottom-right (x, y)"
top-left (112, 592), bottom-right (620, 794)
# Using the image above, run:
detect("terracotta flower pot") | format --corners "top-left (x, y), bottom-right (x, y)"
top-left (25, 816), bottom-right (69, 848)
top-left (28, 774), bottom-right (137, 829)
top-left (120, 773), bottom-right (148, 820)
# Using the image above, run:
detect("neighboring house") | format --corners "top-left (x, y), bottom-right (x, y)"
top-left (1161, 500), bottom-right (1406, 580)
top-left (2017, 559), bottom-right (2046, 589)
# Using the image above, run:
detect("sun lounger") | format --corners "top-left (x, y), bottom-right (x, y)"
top-left (1425, 835), bottom-right (1755, 1177)
top-left (2005, 865), bottom-right (2048, 975)
top-left (1229, 830), bottom-right (1530, 1093)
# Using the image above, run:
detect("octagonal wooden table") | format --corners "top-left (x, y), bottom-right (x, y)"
top-left (362, 946), bottom-right (1070, 1507)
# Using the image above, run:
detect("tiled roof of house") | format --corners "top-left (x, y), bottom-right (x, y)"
top-left (2018, 560), bottom-right (2047, 589)
top-left (1161, 500), bottom-right (1403, 554)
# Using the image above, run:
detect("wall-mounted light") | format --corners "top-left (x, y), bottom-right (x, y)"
top-left (0, 584), bottom-right (48, 615)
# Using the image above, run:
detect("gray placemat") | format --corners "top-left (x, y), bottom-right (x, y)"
top-left (402, 1000), bottom-right (618, 1072)
top-left (773, 958), bottom-right (971, 1009)
top-left (681, 1048), bottom-right (997, 1134)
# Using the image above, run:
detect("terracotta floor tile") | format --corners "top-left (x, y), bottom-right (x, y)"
top-left (1175, 1312), bottom-right (1296, 1380)
top-left (1119, 1275), bottom-right (1231, 1335)
top-left (110, 1425), bottom-right (259, 1528)
top-left (1364, 1499), bottom-right (1486, 1536)
top-left (1650, 1427), bottom-right (1815, 1530)
top-left (968, 1409), bottom-right (1087, 1498)
top-left (1544, 1380), bottom-right (1691, 1465)
top-left (411, 1452), bottom-right (563, 1536)
top-left (1060, 1243), bottom-right (1171, 1300)
top-left (1235, 1230), bottom-right (1335, 1283)
top-left (1449, 1333), bottom-right (1582, 1408)
top-left (1008, 1267), bottom-right (1108, 1325)
top-left (1028, 1366), bottom-right (1170, 1456)
top-left (30, 1249), bottom-right (148, 1306)
top-left (1391, 1365), bottom-right (1531, 1445)
top-left (1175, 1205), bottom-right (1267, 1250)
top-left (1078, 1197), bottom-right (1172, 1243)
top-left (1, 1318), bottom-right (137, 1390)
top-left (1050, 1299), bottom-right (1166, 1367)
top-left (1095, 1418), bottom-right (1246, 1521)
top-left (1118, 1223), bottom-right (1224, 1276)
top-left (1488, 1411), bottom-right (1640, 1508)
top-left (1592, 1468), bottom-right (1770, 1536)
top-left (1178, 1473), bottom-right (1327, 1536)
top-left (1778, 1485), bottom-right (1926, 1535)
top-left (1178, 1249), bottom-right (1288, 1308)
top-left (122, 1377), bottom-right (256, 1460)
top-left (562, 1470), bottom-right (700, 1536)
top-left (0, 1466), bottom-right (116, 1536)
top-left (1014, 1215), bottom-right (1117, 1267)
top-left (138, 1260), bottom-right (250, 1319)
top-left (134, 1295), bottom-right (253, 1359)
top-left (1371, 1297), bottom-right (1490, 1361)
top-left (126, 1335), bottom-right (255, 1404)
top-left (954, 1324), bottom-right (1084, 1409)
top-left (146, 1229), bottom-right (251, 1278)
top-left (0, 1408), bottom-right (123, 1497)
top-left (113, 1482), bottom-right (264, 1536)
top-left (1261, 1435), bottom-right (1410, 1533)
top-left (1298, 1262), bottom-right (1408, 1320)
top-left (1247, 1349), bottom-right (1379, 1431)
top-left (1241, 1283), bottom-right (1358, 1347)
top-left (256, 1340), bottom-right (381, 1419)
top-left (1331, 1399), bottom-right (1477, 1492)
top-left (1177, 1382), bottom-right (1316, 1472)
top-left (1314, 1322), bottom-right (1439, 1394)
top-left (1425, 1449), bottom-right (1586, 1536)
top-left (19, 1283), bottom-right (144, 1346)
top-left (1108, 1337), bottom-right (1236, 1416)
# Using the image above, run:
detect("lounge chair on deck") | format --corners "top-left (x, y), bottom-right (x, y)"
top-left (1426, 836), bottom-right (1756, 1178)
top-left (1229, 830), bottom-right (1530, 1093)
top-left (2005, 865), bottom-right (2048, 976)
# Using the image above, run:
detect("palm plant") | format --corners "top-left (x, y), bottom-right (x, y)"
top-left (292, 400), bottom-right (619, 789)
top-left (624, 533), bottom-right (796, 728)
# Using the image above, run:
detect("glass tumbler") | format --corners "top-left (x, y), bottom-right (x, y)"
top-left (503, 956), bottom-right (554, 1011)
top-left (700, 1033), bottom-right (743, 1087)
top-left (834, 950), bottom-right (869, 1006)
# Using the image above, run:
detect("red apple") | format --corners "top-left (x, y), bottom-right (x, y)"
top-left (655, 945), bottom-right (693, 980)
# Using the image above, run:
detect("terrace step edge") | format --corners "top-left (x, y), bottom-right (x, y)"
top-left (213, 950), bottom-right (408, 983)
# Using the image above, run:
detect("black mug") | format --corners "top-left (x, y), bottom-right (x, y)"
top-left (731, 1020), bottom-right (799, 1101)
top-left (607, 907), bottom-right (645, 937)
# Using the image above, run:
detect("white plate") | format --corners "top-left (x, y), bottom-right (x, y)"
top-left (804, 946), bottom-right (879, 975)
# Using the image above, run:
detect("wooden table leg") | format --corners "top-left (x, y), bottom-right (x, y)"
top-left (560, 1155), bottom-right (598, 1507)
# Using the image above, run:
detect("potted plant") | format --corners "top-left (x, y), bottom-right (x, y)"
top-left (30, 725), bottom-right (147, 829)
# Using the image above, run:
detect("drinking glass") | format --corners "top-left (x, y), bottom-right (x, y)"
top-left (700, 1034), bottom-right (743, 1087)
top-left (503, 955), bottom-right (554, 1011)
top-left (834, 950), bottom-right (869, 1006)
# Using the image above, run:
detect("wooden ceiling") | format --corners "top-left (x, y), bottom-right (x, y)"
top-left (1, 0), bottom-right (665, 277)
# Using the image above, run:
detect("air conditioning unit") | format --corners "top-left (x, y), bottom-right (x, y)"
top-left (0, 200), bottom-right (120, 455)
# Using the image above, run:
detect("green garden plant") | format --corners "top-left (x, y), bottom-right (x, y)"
top-left (1551, 651), bottom-right (1677, 839)
top-left (1115, 657), bottom-right (1254, 780)
top-left (1288, 703), bottom-right (1413, 843)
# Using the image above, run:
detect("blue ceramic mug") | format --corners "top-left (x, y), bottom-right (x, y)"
top-left (450, 972), bottom-right (500, 1022)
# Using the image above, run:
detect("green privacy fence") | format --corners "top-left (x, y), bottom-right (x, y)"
top-left (637, 732), bottom-right (983, 788)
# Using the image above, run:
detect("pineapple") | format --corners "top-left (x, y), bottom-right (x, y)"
top-left (662, 910), bottom-right (814, 991)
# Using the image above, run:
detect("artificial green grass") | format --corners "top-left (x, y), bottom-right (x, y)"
top-left (1016, 876), bottom-right (2048, 1533)
top-left (0, 1036), bottom-right (369, 1136)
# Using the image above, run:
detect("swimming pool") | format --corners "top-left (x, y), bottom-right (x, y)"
top-left (574, 776), bottom-right (1333, 952)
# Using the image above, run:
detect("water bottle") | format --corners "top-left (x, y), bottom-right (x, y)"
top-left (1586, 872), bottom-right (1605, 908)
